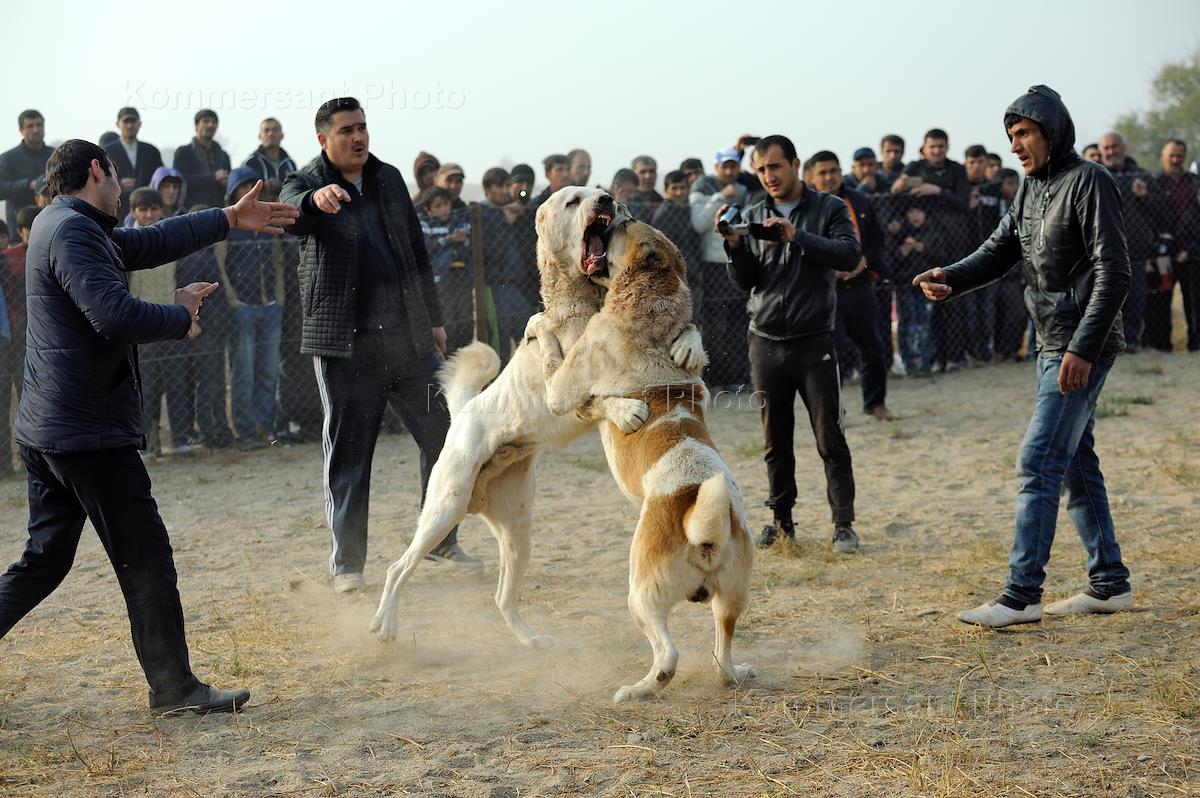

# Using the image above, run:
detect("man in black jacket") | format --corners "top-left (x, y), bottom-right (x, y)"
top-left (893, 128), bottom-right (974, 370)
top-left (280, 97), bottom-right (480, 594)
top-left (0, 138), bottom-right (297, 713)
top-left (172, 109), bottom-right (231, 209)
top-left (915, 86), bottom-right (1133, 628)
top-left (804, 151), bottom-right (893, 422)
top-left (242, 118), bottom-right (297, 183)
top-left (1098, 132), bottom-right (1164, 351)
top-left (723, 135), bottom-right (864, 554)
top-left (103, 107), bottom-right (164, 218)
top-left (0, 110), bottom-right (54, 235)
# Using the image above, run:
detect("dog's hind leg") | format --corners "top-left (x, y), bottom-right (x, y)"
top-left (614, 580), bottom-right (679, 703)
top-left (711, 586), bottom-right (756, 686)
top-left (369, 418), bottom-right (502, 642)
top-left (479, 455), bottom-right (550, 648)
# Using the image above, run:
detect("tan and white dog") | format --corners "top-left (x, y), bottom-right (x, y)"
top-left (529, 222), bottom-right (756, 702)
top-left (369, 188), bottom-right (703, 647)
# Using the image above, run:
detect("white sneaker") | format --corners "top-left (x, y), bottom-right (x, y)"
top-left (424, 543), bottom-right (484, 570)
top-left (1044, 590), bottom-right (1133, 616)
top-left (957, 599), bottom-right (1042, 628)
top-left (332, 572), bottom-right (365, 593)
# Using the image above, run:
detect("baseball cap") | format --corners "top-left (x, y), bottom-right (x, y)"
top-left (436, 163), bottom-right (464, 180)
top-left (715, 147), bottom-right (741, 165)
top-left (510, 163), bottom-right (535, 184)
top-left (117, 107), bottom-right (140, 122)
top-left (852, 147), bottom-right (877, 162)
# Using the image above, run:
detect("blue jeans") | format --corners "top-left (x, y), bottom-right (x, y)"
top-left (1005, 354), bottom-right (1130, 605)
top-left (232, 303), bottom-right (283, 441)
top-left (896, 288), bottom-right (933, 373)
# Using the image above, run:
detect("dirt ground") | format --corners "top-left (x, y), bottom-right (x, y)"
top-left (0, 347), bottom-right (1197, 797)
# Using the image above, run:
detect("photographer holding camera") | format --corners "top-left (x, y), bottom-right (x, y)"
top-left (721, 135), bottom-right (864, 554)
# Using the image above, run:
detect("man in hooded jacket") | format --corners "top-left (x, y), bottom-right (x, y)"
top-left (913, 86), bottom-right (1133, 628)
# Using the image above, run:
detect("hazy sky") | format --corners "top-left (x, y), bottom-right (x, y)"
top-left (5, 1), bottom-right (1199, 196)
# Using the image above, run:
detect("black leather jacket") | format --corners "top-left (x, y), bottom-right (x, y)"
top-left (942, 85), bottom-right (1129, 363)
top-left (725, 187), bottom-right (861, 340)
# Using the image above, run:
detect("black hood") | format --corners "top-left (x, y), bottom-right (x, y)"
top-left (1005, 84), bottom-right (1079, 177)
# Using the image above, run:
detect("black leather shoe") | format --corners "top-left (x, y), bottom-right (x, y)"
top-left (150, 684), bottom-right (250, 716)
top-left (757, 517), bottom-right (795, 547)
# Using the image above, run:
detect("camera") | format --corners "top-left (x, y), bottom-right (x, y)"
top-left (718, 205), bottom-right (785, 242)
top-left (739, 135), bottom-right (762, 148)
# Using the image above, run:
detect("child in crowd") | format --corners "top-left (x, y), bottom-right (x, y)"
top-left (890, 203), bottom-right (945, 377)
top-left (127, 188), bottom-right (191, 457)
top-left (420, 187), bottom-right (473, 352)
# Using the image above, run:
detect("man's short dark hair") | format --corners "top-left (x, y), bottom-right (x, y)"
top-left (964, 144), bottom-right (988, 159)
top-left (680, 157), bottom-right (703, 172)
top-left (45, 139), bottom-right (114, 198)
top-left (15, 206), bottom-right (40, 231)
top-left (754, 135), bottom-right (798, 163)
top-left (804, 150), bottom-right (840, 173)
top-left (1166, 137), bottom-right (1187, 150)
top-left (924, 128), bottom-right (949, 143)
top-left (997, 168), bottom-right (1019, 182)
top-left (260, 117), bottom-right (281, 128)
top-left (18, 109), bottom-right (43, 128)
top-left (987, 152), bottom-right (1003, 164)
top-left (632, 155), bottom-right (656, 169)
top-left (315, 97), bottom-right (362, 133)
top-left (194, 109), bottom-right (218, 126)
top-left (423, 187), bottom-right (453, 208)
top-left (1004, 113), bottom-right (1049, 141)
top-left (566, 148), bottom-right (589, 161)
top-left (543, 154), bottom-right (569, 174)
top-left (130, 187), bottom-right (163, 210)
top-left (663, 169), bottom-right (687, 187)
top-left (611, 168), bottom-right (638, 188)
top-left (881, 134), bottom-right (905, 150)
top-left (482, 167), bottom-right (510, 190)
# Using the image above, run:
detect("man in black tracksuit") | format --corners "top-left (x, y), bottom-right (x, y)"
top-left (0, 139), bottom-right (297, 713)
top-left (804, 150), bottom-right (893, 422)
top-left (280, 97), bottom-right (480, 593)
top-left (723, 135), bottom-right (864, 554)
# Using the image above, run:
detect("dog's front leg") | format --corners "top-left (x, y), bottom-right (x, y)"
top-left (524, 313), bottom-right (565, 383)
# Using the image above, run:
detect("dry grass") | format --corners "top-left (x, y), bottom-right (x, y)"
top-left (1, 349), bottom-right (1198, 797)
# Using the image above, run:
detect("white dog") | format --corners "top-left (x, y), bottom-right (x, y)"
top-left (528, 222), bottom-right (756, 702)
top-left (369, 188), bottom-right (703, 647)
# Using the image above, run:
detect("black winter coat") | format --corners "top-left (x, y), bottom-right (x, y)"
top-left (725, 187), bottom-right (861, 340)
top-left (0, 142), bottom-right (54, 234)
top-left (943, 85), bottom-right (1129, 363)
top-left (280, 153), bottom-right (443, 359)
top-left (15, 196), bottom-right (229, 451)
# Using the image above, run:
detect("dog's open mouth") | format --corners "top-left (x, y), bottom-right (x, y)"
top-left (581, 210), bottom-right (614, 276)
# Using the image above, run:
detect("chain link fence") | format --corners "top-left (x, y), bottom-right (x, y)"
top-left (2, 172), bottom-right (1198, 467)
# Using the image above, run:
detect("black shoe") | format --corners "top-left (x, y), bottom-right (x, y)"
top-left (150, 684), bottom-right (250, 716)
top-left (832, 525), bottom-right (860, 554)
top-left (757, 517), bottom-right (795, 547)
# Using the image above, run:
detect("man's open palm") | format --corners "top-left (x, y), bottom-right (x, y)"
top-left (226, 179), bottom-right (300, 235)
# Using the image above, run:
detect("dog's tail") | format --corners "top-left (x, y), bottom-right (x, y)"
top-left (439, 342), bottom-right (500, 415)
top-left (684, 472), bottom-right (733, 560)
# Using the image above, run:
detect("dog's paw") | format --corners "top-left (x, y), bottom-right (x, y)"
top-left (613, 681), bottom-right (656, 704)
top-left (520, 633), bottom-right (555, 650)
top-left (369, 610), bottom-right (398, 643)
top-left (606, 398), bottom-right (649, 433)
top-left (522, 312), bottom-right (545, 341)
top-left (670, 326), bottom-right (707, 373)
top-left (728, 663), bottom-right (758, 684)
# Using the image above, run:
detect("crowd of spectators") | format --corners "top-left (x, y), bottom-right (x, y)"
top-left (1, 106), bottom-right (1197, 473)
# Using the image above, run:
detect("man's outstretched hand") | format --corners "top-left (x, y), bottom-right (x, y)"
top-left (223, 179), bottom-right (300, 235)
top-left (913, 267), bottom-right (953, 301)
